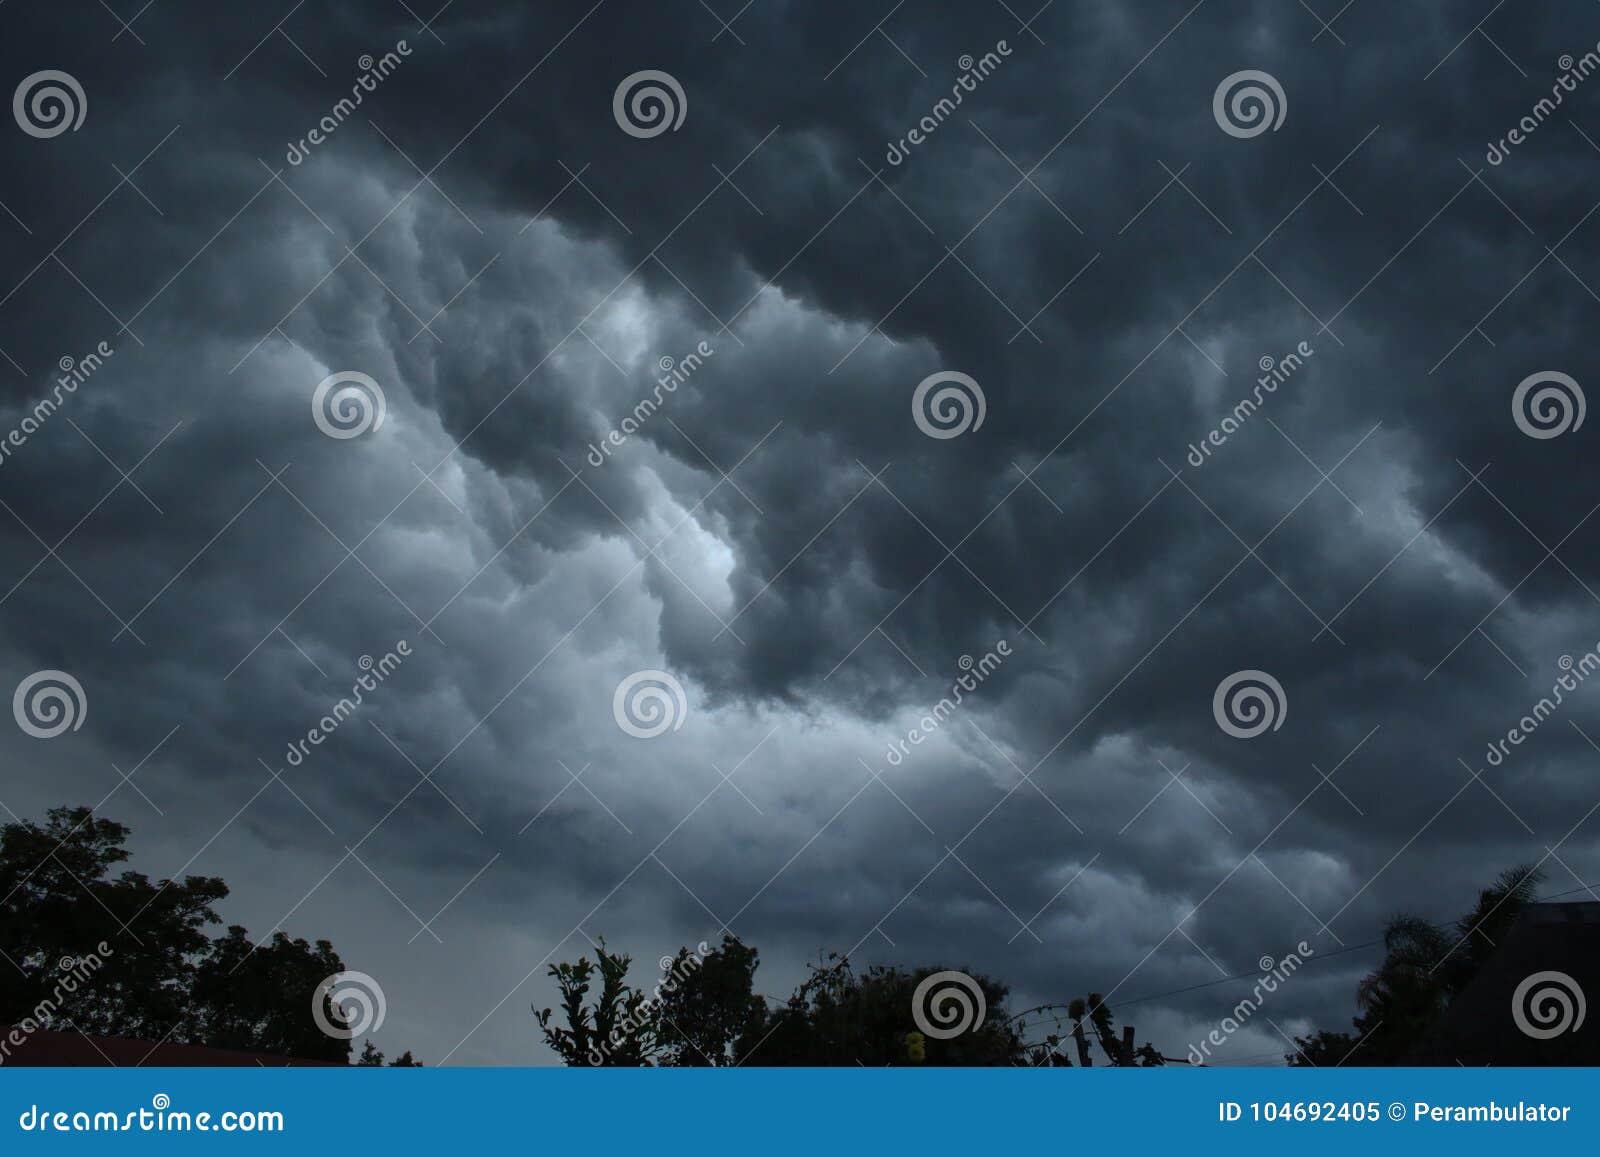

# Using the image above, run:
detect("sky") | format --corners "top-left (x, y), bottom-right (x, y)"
top-left (1, 0), bottom-right (1599, 1066)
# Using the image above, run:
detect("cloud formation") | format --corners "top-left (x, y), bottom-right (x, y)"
top-left (1, 0), bottom-right (1598, 1063)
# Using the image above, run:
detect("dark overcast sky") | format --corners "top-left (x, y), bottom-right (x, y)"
top-left (2, 0), bottom-right (1598, 1065)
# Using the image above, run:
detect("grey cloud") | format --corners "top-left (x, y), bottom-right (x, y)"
top-left (0, 0), bottom-right (1597, 1066)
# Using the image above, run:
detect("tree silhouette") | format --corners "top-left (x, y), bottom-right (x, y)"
top-left (537, 943), bottom-right (1031, 1065)
top-left (654, 935), bottom-right (765, 1066)
top-left (733, 954), bottom-right (1024, 1065)
top-left (535, 939), bottom-right (1179, 1066)
top-left (1289, 864), bottom-right (1544, 1065)
top-left (1, 806), bottom-right (226, 1044)
top-left (0, 805), bottom-right (417, 1065)
top-left (535, 938), bottom-right (654, 1065)
top-left (357, 1040), bottom-right (422, 1066)
top-left (192, 926), bottom-right (349, 1062)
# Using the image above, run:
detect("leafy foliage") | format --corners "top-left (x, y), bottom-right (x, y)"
top-left (191, 925), bottom-right (350, 1062)
top-left (357, 1040), bottom-right (421, 1066)
top-left (1288, 864), bottom-right (1544, 1065)
top-left (731, 955), bottom-right (1026, 1065)
top-left (654, 936), bottom-right (765, 1066)
top-left (0, 806), bottom-right (227, 1045)
top-left (0, 805), bottom-right (416, 1064)
top-left (535, 938), bottom-right (654, 1065)
top-left (537, 943), bottom-right (1034, 1066)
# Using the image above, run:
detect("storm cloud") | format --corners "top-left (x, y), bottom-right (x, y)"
top-left (1, 0), bottom-right (1598, 1064)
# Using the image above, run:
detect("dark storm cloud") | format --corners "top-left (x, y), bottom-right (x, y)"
top-left (0, 0), bottom-right (1598, 1063)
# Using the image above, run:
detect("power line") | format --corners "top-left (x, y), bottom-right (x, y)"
top-left (1114, 937), bottom-right (1384, 1010)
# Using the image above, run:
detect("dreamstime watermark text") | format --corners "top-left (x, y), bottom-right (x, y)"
top-left (286, 41), bottom-right (412, 165)
top-left (885, 42), bottom-right (1012, 166)
top-left (1186, 942), bottom-right (1313, 1065)
top-left (17, 1095), bottom-right (282, 1134)
top-left (1484, 645), bottom-right (1600, 767)
top-left (283, 641), bottom-right (410, 766)
top-left (0, 943), bottom-right (113, 1064)
top-left (585, 942), bottom-right (710, 1065)
top-left (0, 341), bottom-right (112, 468)
top-left (586, 341), bottom-right (713, 467)
top-left (1487, 46), bottom-right (1600, 165)
top-left (1187, 341), bottom-right (1313, 467)
top-left (883, 641), bottom-right (1011, 767)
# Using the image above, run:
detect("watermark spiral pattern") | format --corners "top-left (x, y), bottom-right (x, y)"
top-left (1212, 70), bottom-right (1286, 138)
top-left (312, 371), bottom-right (386, 440)
top-left (13, 70), bottom-right (86, 138)
top-left (912, 371), bottom-right (986, 439)
top-left (13, 669), bottom-right (86, 738)
top-left (910, 970), bottom-right (987, 1039)
top-left (613, 70), bottom-right (686, 138)
top-left (1512, 370), bottom-right (1585, 439)
top-left (612, 669), bottom-right (688, 738)
top-left (1511, 970), bottom-right (1586, 1040)
top-left (1212, 669), bottom-right (1286, 738)
top-left (312, 970), bottom-right (387, 1039)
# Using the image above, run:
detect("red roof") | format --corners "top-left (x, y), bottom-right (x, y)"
top-left (2, 1027), bottom-right (340, 1067)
